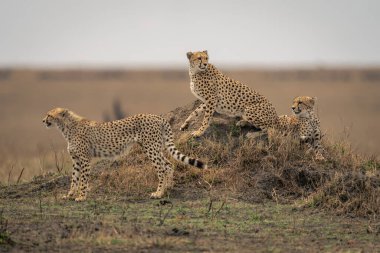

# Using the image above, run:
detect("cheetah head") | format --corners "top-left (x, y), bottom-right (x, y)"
top-left (42, 107), bottom-right (69, 128)
top-left (291, 96), bottom-right (316, 117)
top-left (186, 50), bottom-right (209, 73)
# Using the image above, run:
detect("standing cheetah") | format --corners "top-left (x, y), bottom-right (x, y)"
top-left (279, 96), bottom-right (325, 160)
top-left (42, 108), bottom-right (207, 201)
top-left (180, 50), bottom-right (279, 138)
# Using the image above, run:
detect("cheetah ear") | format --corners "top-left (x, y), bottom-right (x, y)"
top-left (186, 52), bottom-right (193, 60)
top-left (60, 109), bottom-right (68, 117)
top-left (203, 50), bottom-right (208, 55)
top-left (308, 97), bottom-right (316, 107)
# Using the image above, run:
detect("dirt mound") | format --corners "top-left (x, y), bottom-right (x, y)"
top-left (163, 101), bottom-right (379, 217)
top-left (2, 101), bottom-right (379, 218)
top-left (307, 171), bottom-right (380, 217)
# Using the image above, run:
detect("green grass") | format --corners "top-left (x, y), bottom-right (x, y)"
top-left (0, 192), bottom-right (378, 252)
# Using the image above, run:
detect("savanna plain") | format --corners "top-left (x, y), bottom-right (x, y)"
top-left (0, 68), bottom-right (379, 252)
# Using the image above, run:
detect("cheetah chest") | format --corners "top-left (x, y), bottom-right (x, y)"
top-left (190, 81), bottom-right (205, 102)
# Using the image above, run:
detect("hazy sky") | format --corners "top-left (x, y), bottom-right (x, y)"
top-left (1, 0), bottom-right (379, 68)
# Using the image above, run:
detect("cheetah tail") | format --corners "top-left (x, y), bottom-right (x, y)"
top-left (162, 121), bottom-right (207, 169)
top-left (167, 144), bottom-right (208, 170)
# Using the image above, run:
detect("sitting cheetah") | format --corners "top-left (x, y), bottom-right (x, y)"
top-left (279, 96), bottom-right (325, 160)
top-left (42, 108), bottom-right (207, 201)
top-left (180, 50), bottom-right (279, 138)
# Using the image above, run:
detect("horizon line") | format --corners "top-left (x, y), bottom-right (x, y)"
top-left (1, 63), bottom-right (380, 71)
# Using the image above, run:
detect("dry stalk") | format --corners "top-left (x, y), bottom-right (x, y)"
top-left (16, 167), bottom-right (25, 184)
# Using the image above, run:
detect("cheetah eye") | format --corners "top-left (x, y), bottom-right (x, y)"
top-left (198, 57), bottom-right (201, 60)
top-left (298, 101), bottom-right (303, 104)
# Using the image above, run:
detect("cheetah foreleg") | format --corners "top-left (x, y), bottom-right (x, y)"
top-left (75, 158), bottom-right (91, 202)
top-left (62, 163), bottom-right (81, 200)
top-left (180, 103), bottom-right (206, 131)
top-left (312, 132), bottom-right (325, 161)
top-left (191, 103), bottom-right (216, 137)
top-left (300, 135), bottom-right (313, 151)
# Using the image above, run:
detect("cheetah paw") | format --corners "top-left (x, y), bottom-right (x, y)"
top-left (236, 120), bottom-right (249, 127)
top-left (305, 148), bottom-right (313, 155)
top-left (166, 181), bottom-right (175, 189)
top-left (315, 154), bottom-right (325, 161)
top-left (191, 130), bottom-right (203, 138)
top-left (74, 196), bottom-right (86, 202)
top-left (180, 123), bottom-right (188, 131)
top-left (150, 191), bottom-right (164, 199)
top-left (62, 193), bottom-right (75, 200)
top-left (245, 132), bottom-right (259, 139)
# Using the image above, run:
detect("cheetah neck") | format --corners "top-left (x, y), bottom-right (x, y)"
top-left (188, 65), bottom-right (197, 76)
top-left (56, 122), bottom-right (70, 141)
top-left (56, 116), bottom-right (84, 141)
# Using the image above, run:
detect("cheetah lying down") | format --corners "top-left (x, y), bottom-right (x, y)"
top-left (43, 108), bottom-right (207, 201)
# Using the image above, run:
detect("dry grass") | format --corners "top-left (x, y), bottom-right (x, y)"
top-left (1, 68), bottom-right (380, 183)
top-left (78, 101), bottom-right (380, 218)
top-left (1, 98), bottom-right (377, 218)
top-left (1, 69), bottom-right (379, 252)
top-left (306, 171), bottom-right (379, 217)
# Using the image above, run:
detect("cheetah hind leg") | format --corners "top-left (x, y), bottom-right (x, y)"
top-left (245, 131), bottom-right (268, 142)
top-left (240, 109), bottom-right (269, 141)
top-left (163, 157), bottom-right (174, 189)
top-left (236, 119), bottom-right (262, 132)
top-left (146, 151), bottom-right (168, 199)
top-left (236, 120), bottom-right (265, 139)
top-left (243, 121), bottom-right (266, 140)
top-left (236, 120), bottom-right (250, 127)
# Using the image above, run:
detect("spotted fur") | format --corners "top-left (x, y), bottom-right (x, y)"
top-left (279, 96), bottom-right (325, 160)
top-left (181, 50), bottom-right (279, 138)
top-left (278, 114), bottom-right (299, 134)
top-left (43, 108), bottom-right (207, 201)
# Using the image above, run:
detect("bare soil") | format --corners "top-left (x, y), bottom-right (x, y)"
top-left (0, 173), bottom-right (379, 252)
top-left (0, 100), bottom-right (379, 252)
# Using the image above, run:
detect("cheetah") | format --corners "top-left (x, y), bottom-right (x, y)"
top-left (279, 96), bottom-right (325, 160)
top-left (277, 114), bottom-right (299, 134)
top-left (42, 108), bottom-right (207, 201)
top-left (180, 50), bottom-right (279, 138)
